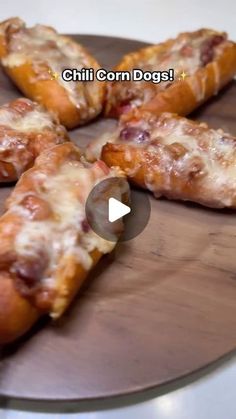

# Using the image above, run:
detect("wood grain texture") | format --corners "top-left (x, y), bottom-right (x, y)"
top-left (0, 35), bottom-right (236, 401)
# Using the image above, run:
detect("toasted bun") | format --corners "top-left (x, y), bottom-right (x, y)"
top-left (0, 271), bottom-right (39, 344)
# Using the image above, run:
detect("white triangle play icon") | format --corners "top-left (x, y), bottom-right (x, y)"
top-left (108, 197), bottom-right (131, 223)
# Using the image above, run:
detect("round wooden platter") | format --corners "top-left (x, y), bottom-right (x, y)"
top-left (0, 35), bottom-right (236, 401)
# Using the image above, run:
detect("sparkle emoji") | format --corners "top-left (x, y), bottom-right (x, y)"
top-left (48, 69), bottom-right (60, 81)
top-left (178, 70), bottom-right (188, 81)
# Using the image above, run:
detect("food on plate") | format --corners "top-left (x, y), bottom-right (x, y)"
top-left (0, 17), bottom-right (105, 128)
top-left (105, 29), bottom-right (236, 118)
top-left (0, 98), bottom-right (68, 182)
top-left (0, 142), bottom-right (126, 344)
top-left (98, 110), bottom-right (236, 208)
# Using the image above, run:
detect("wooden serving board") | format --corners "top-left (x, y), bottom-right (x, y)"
top-left (0, 35), bottom-right (236, 401)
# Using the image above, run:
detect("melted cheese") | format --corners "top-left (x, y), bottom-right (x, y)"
top-left (0, 106), bottom-right (54, 132)
top-left (11, 158), bottom-right (123, 316)
top-left (86, 131), bottom-right (114, 161)
top-left (143, 36), bottom-right (201, 75)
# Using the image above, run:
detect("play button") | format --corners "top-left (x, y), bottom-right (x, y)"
top-left (108, 197), bottom-right (131, 222)
top-left (85, 177), bottom-right (151, 242)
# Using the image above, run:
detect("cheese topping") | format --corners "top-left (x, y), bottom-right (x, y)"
top-left (14, 165), bottom-right (114, 268)
top-left (0, 100), bottom-right (55, 132)
top-left (139, 30), bottom-right (222, 74)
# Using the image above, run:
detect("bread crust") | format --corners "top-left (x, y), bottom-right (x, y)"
top-left (3, 63), bottom-right (85, 129)
top-left (0, 250), bottom-right (101, 344)
top-left (142, 43), bottom-right (236, 117)
top-left (0, 142), bottom-right (122, 344)
top-left (105, 29), bottom-right (236, 118)
top-left (0, 18), bottom-right (105, 128)
top-left (0, 271), bottom-right (39, 344)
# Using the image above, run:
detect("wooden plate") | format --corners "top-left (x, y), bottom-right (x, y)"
top-left (0, 35), bottom-right (236, 401)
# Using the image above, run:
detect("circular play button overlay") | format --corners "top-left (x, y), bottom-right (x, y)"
top-left (85, 177), bottom-right (151, 242)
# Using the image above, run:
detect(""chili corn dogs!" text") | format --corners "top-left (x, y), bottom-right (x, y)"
top-left (62, 68), bottom-right (174, 84)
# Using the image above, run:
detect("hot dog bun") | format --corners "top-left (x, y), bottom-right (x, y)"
top-left (105, 29), bottom-right (236, 118)
top-left (0, 142), bottom-right (125, 343)
top-left (0, 18), bottom-right (105, 128)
